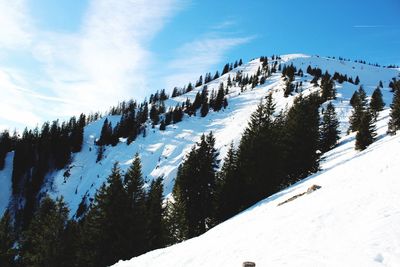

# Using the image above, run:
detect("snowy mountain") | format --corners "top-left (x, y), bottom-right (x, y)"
top-left (113, 108), bottom-right (400, 267)
top-left (0, 54), bottom-right (399, 217)
top-left (0, 53), bottom-right (399, 266)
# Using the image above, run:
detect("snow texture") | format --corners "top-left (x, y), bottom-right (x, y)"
top-left (113, 106), bottom-right (400, 267)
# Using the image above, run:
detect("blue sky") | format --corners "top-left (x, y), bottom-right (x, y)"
top-left (0, 0), bottom-right (399, 130)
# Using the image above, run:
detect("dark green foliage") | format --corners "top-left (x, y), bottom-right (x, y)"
top-left (355, 111), bottom-right (376, 150)
top-left (171, 132), bottom-right (219, 239)
top-left (78, 162), bottom-right (131, 266)
top-left (0, 131), bottom-right (14, 170)
top-left (70, 114), bottom-right (86, 153)
top-left (0, 210), bottom-right (16, 267)
top-left (222, 63), bottom-right (230, 75)
top-left (320, 103), bottom-right (340, 152)
top-left (354, 75), bottom-right (360, 85)
top-left (370, 87), bottom-right (385, 119)
top-left (150, 104), bottom-right (160, 126)
top-left (282, 93), bottom-right (321, 181)
top-left (349, 86), bottom-right (368, 132)
top-left (389, 78), bottom-right (400, 92)
top-left (146, 177), bottom-right (166, 250)
top-left (215, 143), bottom-right (243, 223)
top-left (97, 118), bottom-right (114, 146)
top-left (284, 80), bottom-right (294, 97)
top-left (159, 119), bottom-right (166, 131)
top-left (200, 101), bottom-right (209, 117)
top-left (388, 86), bottom-right (400, 135)
top-left (123, 155), bottom-right (148, 256)
top-left (213, 71), bottom-right (220, 80)
top-left (213, 83), bottom-right (225, 111)
top-left (320, 72), bottom-right (336, 101)
top-left (19, 197), bottom-right (69, 267)
top-left (96, 145), bottom-right (104, 162)
top-left (172, 105), bottom-right (184, 123)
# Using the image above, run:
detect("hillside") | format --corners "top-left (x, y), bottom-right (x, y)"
top-left (0, 54), bottom-right (399, 218)
top-left (113, 109), bottom-right (400, 267)
top-left (0, 53), bottom-right (400, 266)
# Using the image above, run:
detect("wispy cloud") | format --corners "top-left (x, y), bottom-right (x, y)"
top-left (0, 0), bottom-right (32, 50)
top-left (352, 25), bottom-right (385, 28)
top-left (0, 0), bottom-right (185, 130)
top-left (164, 35), bottom-right (255, 89)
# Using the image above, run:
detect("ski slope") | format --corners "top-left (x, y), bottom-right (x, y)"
top-left (114, 109), bottom-right (400, 267)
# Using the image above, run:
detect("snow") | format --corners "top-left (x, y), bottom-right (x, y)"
top-left (0, 53), bottom-right (398, 264)
top-left (0, 152), bottom-right (13, 216)
top-left (110, 55), bottom-right (400, 266)
top-left (1, 53), bottom-right (399, 219)
top-left (113, 110), bottom-right (400, 267)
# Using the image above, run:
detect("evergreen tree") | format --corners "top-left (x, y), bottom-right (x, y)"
top-left (236, 94), bottom-right (284, 207)
top-left (123, 154), bottom-right (147, 256)
top-left (349, 86), bottom-right (367, 132)
top-left (0, 131), bottom-right (13, 170)
top-left (200, 101), bottom-right (209, 117)
top-left (388, 86), bottom-right (400, 135)
top-left (355, 111), bottom-right (376, 150)
top-left (320, 103), bottom-right (340, 152)
top-left (96, 145), bottom-right (104, 163)
top-left (97, 118), bottom-right (113, 146)
top-left (283, 94), bottom-right (321, 182)
top-left (213, 83), bottom-right (225, 111)
top-left (19, 197), bottom-right (69, 267)
top-left (79, 163), bottom-right (130, 267)
top-left (146, 177), bottom-right (166, 250)
top-left (321, 75), bottom-right (336, 101)
top-left (284, 80), bottom-right (294, 97)
top-left (222, 63), bottom-right (230, 75)
top-left (354, 75), bottom-right (360, 85)
top-left (370, 87), bottom-right (385, 120)
top-left (150, 104), bottom-right (160, 126)
top-left (0, 210), bottom-right (16, 267)
top-left (213, 71), bottom-right (220, 80)
top-left (159, 119), bottom-right (166, 131)
top-left (172, 132), bottom-right (219, 239)
top-left (215, 143), bottom-right (243, 223)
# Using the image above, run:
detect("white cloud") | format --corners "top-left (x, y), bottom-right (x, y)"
top-left (0, 0), bottom-right (32, 50)
top-left (0, 0), bottom-right (185, 130)
top-left (164, 35), bottom-right (254, 89)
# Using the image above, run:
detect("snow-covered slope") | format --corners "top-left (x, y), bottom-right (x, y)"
top-left (113, 109), bottom-right (400, 267)
top-left (0, 54), bottom-right (399, 218)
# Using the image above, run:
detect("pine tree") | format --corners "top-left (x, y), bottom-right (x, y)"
top-left (387, 86), bottom-right (400, 135)
top-left (123, 154), bottom-right (148, 256)
top-left (171, 132), bottom-right (219, 239)
top-left (354, 75), bottom-right (360, 85)
top-left (19, 196), bottom-right (69, 267)
top-left (150, 104), bottom-right (160, 126)
top-left (200, 101), bottom-right (209, 117)
top-left (79, 163), bottom-right (130, 267)
top-left (349, 86), bottom-right (367, 132)
top-left (215, 143), bottom-right (242, 223)
top-left (236, 94), bottom-right (285, 207)
top-left (0, 210), bottom-right (16, 267)
top-left (284, 80), bottom-right (294, 97)
top-left (320, 103), bottom-right (340, 152)
top-left (146, 177), bottom-right (166, 250)
top-left (355, 111), bottom-right (376, 150)
top-left (214, 83), bottom-right (225, 111)
top-left (283, 94), bottom-right (321, 182)
top-left (96, 145), bottom-right (104, 162)
top-left (321, 76), bottom-right (336, 101)
top-left (370, 87), bottom-right (385, 120)
top-left (159, 119), bottom-right (166, 131)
